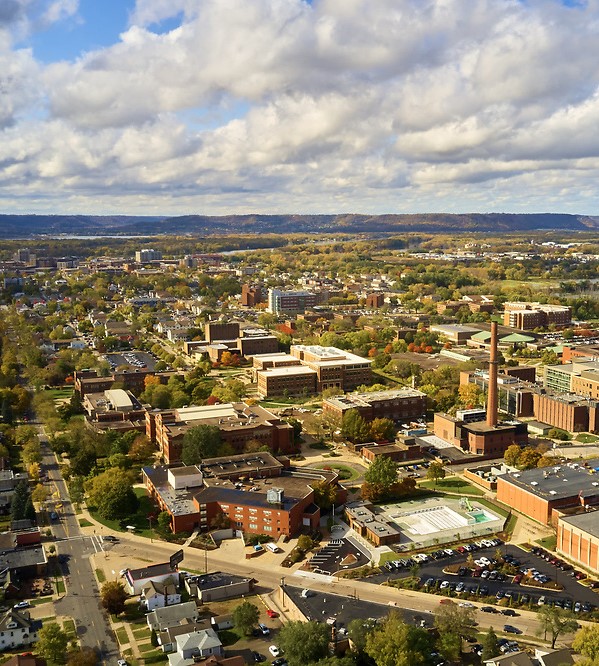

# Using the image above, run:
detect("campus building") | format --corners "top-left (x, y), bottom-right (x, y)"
top-left (503, 302), bottom-right (572, 330)
top-left (143, 455), bottom-right (346, 535)
top-left (267, 289), bottom-right (326, 314)
top-left (532, 392), bottom-right (598, 433)
top-left (146, 403), bottom-right (294, 464)
top-left (322, 388), bottom-right (427, 424)
top-left (557, 511), bottom-right (599, 574)
top-left (255, 345), bottom-right (372, 398)
top-left (496, 460), bottom-right (599, 525)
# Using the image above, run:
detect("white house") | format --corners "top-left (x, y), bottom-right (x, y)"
top-left (125, 562), bottom-right (178, 595)
top-left (0, 609), bottom-right (42, 651)
top-left (167, 629), bottom-right (223, 666)
top-left (141, 580), bottom-right (181, 611)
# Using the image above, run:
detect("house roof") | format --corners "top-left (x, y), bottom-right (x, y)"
top-left (484, 652), bottom-right (533, 666)
top-left (176, 628), bottom-right (222, 653)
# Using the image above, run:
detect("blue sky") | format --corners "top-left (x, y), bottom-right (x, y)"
top-left (1, 0), bottom-right (599, 216)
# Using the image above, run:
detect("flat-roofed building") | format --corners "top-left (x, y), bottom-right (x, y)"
top-left (256, 365), bottom-right (317, 398)
top-left (430, 324), bottom-right (480, 344)
top-left (322, 388), bottom-right (427, 423)
top-left (496, 460), bottom-right (599, 525)
top-left (267, 289), bottom-right (324, 314)
top-left (557, 510), bottom-right (599, 574)
top-left (146, 403), bottom-right (293, 464)
top-left (290, 345), bottom-right (372, 392)
top-left (82, 389), bottom-right (146, 425)
top-left (503, 302), bottom-right (571, 330)
top-left (532, 391), bottom-right (598, 433)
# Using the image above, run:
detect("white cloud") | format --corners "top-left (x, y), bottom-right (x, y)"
top-left (2, 0), bottom-right (599, 214)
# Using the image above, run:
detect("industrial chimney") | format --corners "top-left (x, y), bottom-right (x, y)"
top-left (486, 321), bottom-right (499, 427)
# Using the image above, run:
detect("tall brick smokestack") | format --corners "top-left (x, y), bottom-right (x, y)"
top-left (487, 321), bottom-right (499, 427)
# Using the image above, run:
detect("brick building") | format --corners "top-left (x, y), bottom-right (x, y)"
top-left (143, 458), bottom-right (345, 536)
top-left (322, 388), bottom-right (427, 423)
top-left (146, 403), bottom-right (294, 464)
top-left (532, 392), bottom-right (598, 433)
top-left (503, 302), bottom-right (572, 330)
top-left (74, 368), bottom-right (177, 397)
top-left (241, 284), bottom-right (263, 307)
top-left (267, 289), bottom-right (327, 314)
top-left (460, 370), bottom-right (535, 418)
top-left (365, 293), bottom-right (385, 308)
top-left (255, 345), bottom-right (372, 398)
top-left (562, 343), bottom-right (599, 363)
top-left (496, 460), bottom-right (599, 525)
top-left (557, 511), bottom-right (599, 574)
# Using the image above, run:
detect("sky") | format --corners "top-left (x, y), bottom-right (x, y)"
top-left (2, 0), bottom-right (599, 216)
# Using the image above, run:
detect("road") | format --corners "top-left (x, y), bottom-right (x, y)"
top-left (38, 425), bottom-right (121, 664)
top-left (93, 532), bottom-right (585, 647)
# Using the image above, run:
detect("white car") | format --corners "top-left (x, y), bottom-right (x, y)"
top-left (479, 557), bottom-right (491, 566)
top-left (269, 646), bottom-right (281, 658)
top-left (13, 601), bottom-right (30, 609)
top-left (118, 661), bottom-right (128, 666)
top-left (444, 549), bottom-right (454, 556)
top-left (459, 602), bottom-right (474, 608)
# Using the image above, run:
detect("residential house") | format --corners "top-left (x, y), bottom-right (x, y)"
top-left (167, 629), bottom-right (223, 666)
top-left (0, 609), bottom-right (42, 651)
top-left (141, 580), bottom-right (181, 611)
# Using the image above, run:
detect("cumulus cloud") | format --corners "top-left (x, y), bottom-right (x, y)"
top-left (2, 0), bottom-right (599, 213)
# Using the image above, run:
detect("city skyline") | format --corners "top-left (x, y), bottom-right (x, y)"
top-left (2, 0), bottom-right (599, 216)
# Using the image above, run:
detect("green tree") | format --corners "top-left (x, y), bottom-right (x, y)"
top-left (363, 456), bottom-right (398, 501)
top-left (157, 511), bottom-right (172, 534)
top-left (84, 468), bottom-right (138, 520)
top-left (100, 581), bottom-right (128, 615)
top-left (181, 425), bottom-right (222, 465)
top-left (37, 622), bottom-right (70, 663)
top-left (11, 480), bottom-right (30, 522)
top-left (426, 461), bottom-right (446, 486)
top-left (572, 625), bottom-right (599, 662)
top-left (232, 600), bottom-right (260, 636)
top-left (340, 409), bottom-right (371, 444)
top-left (297, 534), bottom-right (314, 552)
top-left (536, 606), bottom-right (579, 649)
top-left (369, 418), bottom-right (395, 442)
top-left (347, 617), bottom-right (378, 653)
top-left (434, 601), bottom-right (476, 657)
top-left (365, 612), bottom-right (432, 666)
top-left (278, 620), bottom-right (329, 666)
top-left (286, 417), bottom-right (303, 443)
top-left (482, 627), bottom-right (500, 660)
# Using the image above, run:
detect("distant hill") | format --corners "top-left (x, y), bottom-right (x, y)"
top-left (0, 212), bottom-right (597, 238)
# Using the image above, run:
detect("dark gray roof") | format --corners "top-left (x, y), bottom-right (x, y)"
top-left (500, 459), bottom-right (599, 501)
top-left (559, 510), bottom-right (599, 538)
top-left (127, 562), bottom-right (175, 581)
top-left (193, 572), bottom-right (250, 591)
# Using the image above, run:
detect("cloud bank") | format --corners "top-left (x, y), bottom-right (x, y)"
top-left (2, 0), bottom-right (599, 215)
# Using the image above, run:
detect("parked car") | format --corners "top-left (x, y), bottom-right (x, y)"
top-left (13, 602), bottom-right (30, 609)
top-left (504, 625), bottom-right (522, 635)
top-left (252, 652), bottom-right (266, 663)
top-left (502, 609), bottom-right (518, 617)
top-left (258, 623), bottom-right (270, 636)
top-left (267, 610), bottom-right (279, 618)
top-left (481, 606), bottom-right (498, 613)
top-left (269, 646), bottom-right (281, 658)
top-left (103, 535), bottom-right (118, 542)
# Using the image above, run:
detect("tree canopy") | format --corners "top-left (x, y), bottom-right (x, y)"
top-left (232, 601), bottom-right (260, 636)
top-left (365, 612), bottom-right (432, 666)
top-left (278, 620), bottom-right (330, 666)
top-left (84, 468), bottom-right (138, 520)
top-left (181, 424), bottom-right (222, 465)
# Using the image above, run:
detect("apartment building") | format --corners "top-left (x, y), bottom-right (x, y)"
top-left (241, 284), bottom-right (263, 307)
top-left (146, 403), bottom-right (294, 464)
top-left (503, 302), bottom-right (572, 330)
top-left (135, 249), bottom-right (162, 263)
top-left (290, 345), bottom-right (372, 392)
top-left (267, 289), bottom-right (325, 314)
top-left (322, 388), bottom-right (427, 423)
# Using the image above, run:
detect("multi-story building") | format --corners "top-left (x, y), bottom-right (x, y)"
top-left (136, 249), bottom-right (162, 263)
top-left (365, 293), bottom-right (385, 308)
top-left (496, 460), bottom-right (599, 525)
top-left (267, 289), bottom-right (325, 314)
top-left (322, 388), bottom-right (427, 423)
top-left (241, 284), bottom-right (263, 307)
top-left (503, 302), bottom-right (572, 330)
top-left (254, 345), bottom-right (372, 398)
top-left (74, 369), bottom-right (177, 397)
top-left (562, 343), bottom-right (599, 363)
top-left (143, 457), bottom-right (345, 535)
top-left (460, 369), bottom-right (535, 418)
top-left (146, 403), bottom-right (294, 464)
top-left (0, 610), bottom-right (41, 651)
top-left (544, 360), bottom-right (599, 394)
top-left (532, 392), bottom-right (598, 433)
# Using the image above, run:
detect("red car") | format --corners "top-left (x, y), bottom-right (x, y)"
top-left (266, 610), bottom-right (279, 618)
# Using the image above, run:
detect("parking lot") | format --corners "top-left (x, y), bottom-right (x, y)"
top-left (104, 351), bottom-right (158, 371)
top-left (368, 544), bottom-right (599, 613)
top-left (308, 538), bottom-right (370, 575)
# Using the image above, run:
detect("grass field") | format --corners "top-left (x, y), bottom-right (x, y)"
top-left (115, 627), bottom-right (130, 645)
top-left (419, 477), bottom-right (484, 496)
top-left (95, 568), bottom-right (106, 583)
top-left (536, 535), bottom-right (557, 551)
top-left (312, 463), bottom-right (361, 481)
top-left (88, 488), bottom-right (157, 538)
top-left (45, 388), bottom-right (74, 401)
top-left (79, 518), bottom-right (93, 527)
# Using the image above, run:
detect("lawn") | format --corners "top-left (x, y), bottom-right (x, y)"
top-left (419, 477), bottom-right (484, 496)
top-left (115, 627), bottom-right (130, 645)
top-left (473, 497), bottom-right (510, 519)
top-left (88, 488), bottom-right (158, 539)
top-left (79, 518), bottom-right (93, 528)
top-left (56, 580), bottom-right (65, 594)
top-left (45, 388), bottom-right (74, 402)
top-left (95, 568), bottom-right (106, 583)
top-left (312, 463), bottom-right (361, 481)
top-left (31, 597), bottom-right (54, 606)
top-left (133, 627), bottom-right (151, 640)
top-left (576, 433), bottom-right (598, 444)
top-left (536, 535), bottom-right (557, 551)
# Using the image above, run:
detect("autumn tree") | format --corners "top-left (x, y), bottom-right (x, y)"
top-left (100, 581), bottom-right (128, 615)
top-left (572, 625), bottom-right (599, 662)
top-left (311, 479), bottom-right (337, 510)
top-left (434, 601), bottom-right (476, 659)
top-left (66, 647), bottom-right (100, 666)
top-left (504, 444), bottom-right (522, 467)
top-left (370, 418), bottom-right (395, 442)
